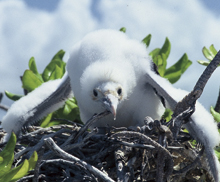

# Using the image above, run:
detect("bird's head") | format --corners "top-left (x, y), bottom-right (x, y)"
top-left (78, 60), bottom-right (135, 120)
top-left (92, 82), bottom-right (123, 119)
top-left (79, 59), bottom-right (136, 121)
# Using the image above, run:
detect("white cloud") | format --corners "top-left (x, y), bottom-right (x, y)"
top-left (0, 0), bottom-right (96, 116)
top-left (1, 0), bottom-right (220, 119)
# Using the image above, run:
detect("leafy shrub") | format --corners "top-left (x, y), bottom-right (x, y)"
top-left (0, 133), bottom-right (37, 182)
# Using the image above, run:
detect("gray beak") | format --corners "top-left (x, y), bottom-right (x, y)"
top-left (102, 94), bottom-right (119, 119)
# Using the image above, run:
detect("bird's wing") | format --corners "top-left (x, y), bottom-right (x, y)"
top-left (1, 73), bottom-right (72, 141)
top-left (145, 72), bottom-right (220, 181)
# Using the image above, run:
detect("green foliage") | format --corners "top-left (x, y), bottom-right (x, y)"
top-left (5, 49), bottom-right (81, 127)
top-left (118, 27), bottom-right (192, 84)
top-left (28, 57), bottom-right (44, 82)
top-left (28, 151), bottom-right (38, 171)
top-left (162, 108), bottom-right (173, 122)
top-left (119, 27), bottom-right (126, 33)
top-left (210, 106), bottom-right (220, 123)
top-left (40, 113), bottom-right (53, 128)
top-left (22, 70), bottom-right (43, 92)
top-left (42, 50), bottom-right (66, 81)
top-left (0, 133), bottom-right (16, 177)
top-left (197, 45), bottom-right (218, 66)
top-left (4, 90), bottom-right (23, 101)
top-left (142, 34), bottom-right (152, 48)
top-left (164, 54), bottom-right (192, 84)
top-left (0, 133), bottom-right (38, 182)
top-left (215, 150), bottom-right (220, 162)
top-left (148, 36), bottom-right (192, 84)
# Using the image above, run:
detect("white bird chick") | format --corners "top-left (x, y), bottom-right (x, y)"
top-left (67, 30), bottom-right (165, 128)
top-left (1, 74), bottom-right (72, 141)
top-left (1, 29), bottom-right (220, 181)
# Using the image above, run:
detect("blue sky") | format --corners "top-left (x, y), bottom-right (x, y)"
top-left (0, 0), bottom-right (220, 120)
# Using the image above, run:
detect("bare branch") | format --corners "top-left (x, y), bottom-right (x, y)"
top-left (33, 146), bottom-right (45, 182)
top-left (0, 103), bottom-right (9, 111)
top-left (44, 137), bottom-right (115, 182)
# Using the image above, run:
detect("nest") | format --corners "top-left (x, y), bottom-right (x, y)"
top-left (0, 113), bottom-right (214, 182)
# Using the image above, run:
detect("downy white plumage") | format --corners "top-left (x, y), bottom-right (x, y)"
top-left (1, 29), bottom-right (220, 181)
top-left (1, 74), bottom-right (72, 141)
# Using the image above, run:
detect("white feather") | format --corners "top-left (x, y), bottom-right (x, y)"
top-left (149, 72), bottom-right (220, 148)
top-left (1, 77), bottom-right (69, 141)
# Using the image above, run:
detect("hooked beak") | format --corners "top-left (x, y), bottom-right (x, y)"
top-left (102, 94), bottom-right (119, 119)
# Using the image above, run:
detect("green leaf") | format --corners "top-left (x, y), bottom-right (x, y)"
top-left (164, 53), bottom-right (192, 84)
top-left (28, 57), bottom-right (44, 82)
top-left (198, 45), bottom-right (218, 67)
top-left (210, 106), bottom-right (220, 122)
top-left (160, 53), bottom-right (168, 76)
top-left (209, 44), bottom-right (217, 56)
top-left (0, 156), bottom-right (3, 164)
top-left (0, 132), bottom-right (16, 158)
top-left (149, 48), bottom-right (161, 59)
top-left (51, 50), bottom-right (65, 62)
top-left (53, 97), bottom-right (81, 124)
top-left (0, 160), bottom-right (29, 182)
top-left (162, 108), bottom-right (173, 122)
top-left (197, 60), bottom-right (210, 66)
top-left (164, 70), bottom-right (182, 84)
top-left (40, 113), bottom-right (53, 128)
top-left (28, 151), bottom-right (38, 171)
top-left (142, 34), bottom-right (151, 48)
top-left (42, 49), bottom-right (66, 82)
top-left (48, 65), bottom-right (63, 80)
top-left (22, 70), bottom-right (43, 92)
top-left (215, 150), bottom-right (220, 162)
top-left (190, 140), bottom-right (197, 148)
top-left (63, 99), bottom-right (78, 115)
top-left (158, 37), bottom-right (171, 60)
top-left (149, 38), bottom-right (170, 77)
top-left (179, 55), bottom-right (192, 73)
top-left (28, 57), bottom-right (38, 75)
top-left (119, 27), bottom-right (126, 33)
top-left (42, 59), bottom-right (65, 81)
top-left (182, 128), bottom-right (189, 133)
top-left (153, 54), bottom-right (166, 76)
top-left (10, 160), bottom-right (29, 182)
top-left (39, 96), bottom-right (81, 127)
top-left (0, 133), bottom-right (16, 177)
top-left (0, 151), bottom-right (36, 182)
top-left (5, 90), bottom-right (23, 101)
top-left (202, 46), bottom-right (215, 61)
top-left (215, 146), bottom-right (220, 152)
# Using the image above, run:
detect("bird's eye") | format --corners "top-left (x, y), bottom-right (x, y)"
top-left (117, 88), bottom-right (122, 95)
top-left (93, 89), bottom-right (98, 97)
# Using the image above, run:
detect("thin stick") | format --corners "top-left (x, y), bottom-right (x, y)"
top-left (44, 137), bottom-right (115, 182)
top-left (0, 104), bottom-right (9, 111)
top-left (73, 111), bottom-right (110, 143)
